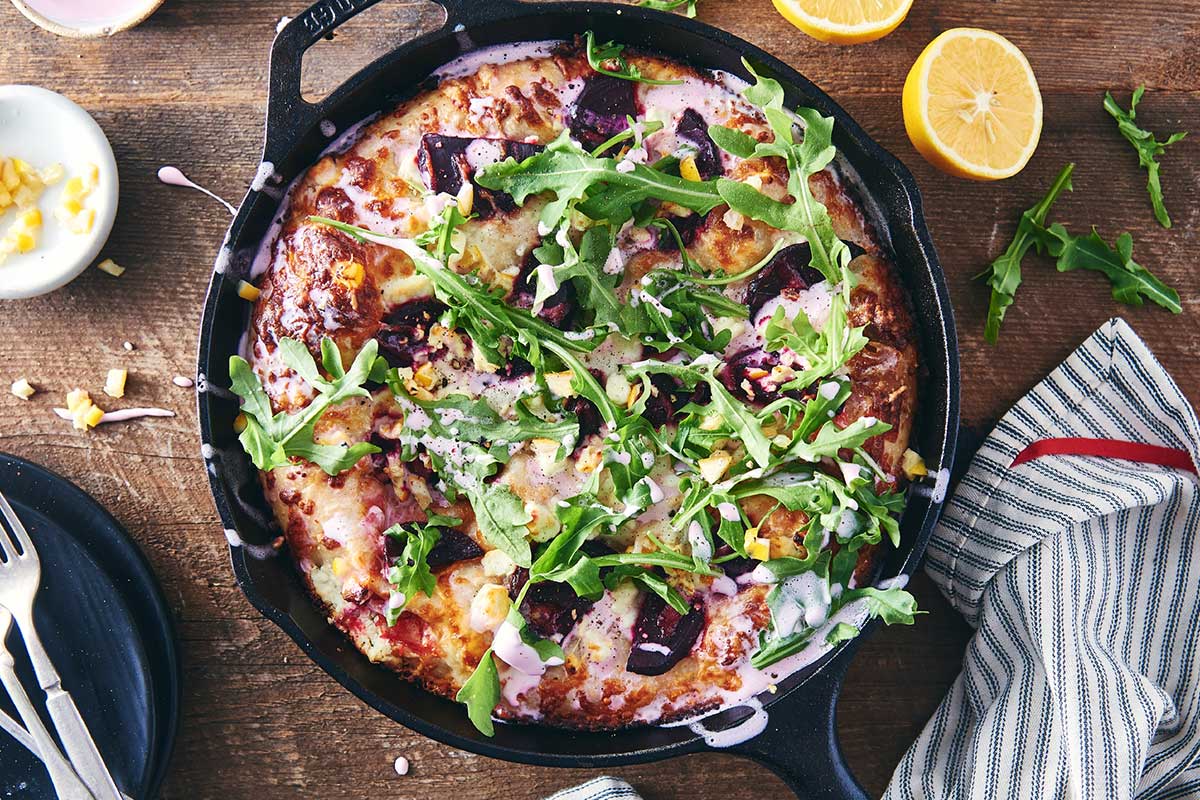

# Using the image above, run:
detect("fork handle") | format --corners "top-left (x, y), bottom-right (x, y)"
top-left (0, 652), bottom-right (95, 800)
top-left (10, 608), bottom-right (122, 800)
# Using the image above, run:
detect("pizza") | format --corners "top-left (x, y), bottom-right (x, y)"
top-left (231, 35), bottom-right (922, 733)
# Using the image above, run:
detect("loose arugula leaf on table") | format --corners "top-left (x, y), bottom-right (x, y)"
top-left (708, 63), bottom-right (851, 287)
top-left (383, 513), bottom-right (461, 625)
top-left (1031, 224), bottom-right (1181, 314)
top-left (1103, 87), bottom-right (1187, 229)
top-left (583, 31), bottom-right (681, 86)
top-left (979, 163), bottom-right (1075, 344)
top-left (634, 0), bottom-right (699, 16)
top-left (229, 336), bottom-right (386, 475)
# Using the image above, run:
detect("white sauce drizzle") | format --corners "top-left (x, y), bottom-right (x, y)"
top-left (52, 407), bottom-right (175, 424)
top-left (157, 166), bottom-right (237, 215)
top-left (492, 620), bottom-right (564, 676)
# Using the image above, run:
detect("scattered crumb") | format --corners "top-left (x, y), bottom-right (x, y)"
top-left (393, 756), bottom-right (410, 776)
top-left (767, 684), bottom-right (778, 694)
top-left (122, 341), bottom-right (135, 351)
top-left (104, 368), bottom-right (128, 398)
top-left (96, 258), bottom-right (125, 277)
top-left (172, 375), bottom-right (194, 388)
top-left (10, 378), bottom-right (35, 399)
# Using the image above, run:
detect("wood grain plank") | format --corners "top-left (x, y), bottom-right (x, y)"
top-left (0, 0), bottom-right (1194, 796)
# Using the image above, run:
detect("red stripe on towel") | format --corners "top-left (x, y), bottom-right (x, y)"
top-left (1011, 438), bottom-right (1197, 475)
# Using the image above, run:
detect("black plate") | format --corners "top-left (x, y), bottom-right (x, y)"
top-left (197, 1), bottom-right (959, 797)
top-left (0, 453), bottom-right (180, 799)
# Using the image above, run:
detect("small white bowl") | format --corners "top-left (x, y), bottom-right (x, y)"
top-left (0, 85), bottom-right (118, 300)
top-left (10, 0), bottom-right (165, 38)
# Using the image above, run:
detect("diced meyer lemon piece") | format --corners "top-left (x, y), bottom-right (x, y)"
top-left (66, 389), bottom-right (92, 413)
top-left (901, 448), bottom-right (928, 479)
top-left (456, 181), bottom-right (474, 217)
top-left (12, 185), bottom-right (35, 208)
top-left (39, 163), bottom-right (64, 185)
top-left (18, 208), bottom-right (41, 228)
top-left (412, 361), bottom-right (439, 389)
top-left (1, 159), bottom-right (18, 191)
top-left (13, 231), bottom-right (36, 253)
top-left (58, 198), bottom-right (83, 217)
top-left (744, 527), bottom-right (771, 561)
top-left (104, 368), bottom-right (128, 398)
top-left (96, 258), bottom-right (125, 277)
top-left (10, 378), bottom-right (35, 400)
top-left (545, 371), bottom-right (577, 398)
top-left (698, 451), bottom-right (733, 484)
top-left (82, 163), bottom-right (99, 190)
top-left (679, 155), bottom-right (702, 183)
top-left (236, 280), bottom-right (260, 301)
top-left (65, 209), bottom-right (95, 235)
top-left (82, 404), bottom-right (105, 428)
top-left (330, 557), bottom-right (348, 578)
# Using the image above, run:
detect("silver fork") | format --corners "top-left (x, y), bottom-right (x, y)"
top-left (0, 490), bottom-right (120, 800)
top-left (0, 606), bottom-right (93, 799)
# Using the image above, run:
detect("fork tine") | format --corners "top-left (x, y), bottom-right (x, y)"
top-left (0, 491), bottom-right (29, 559)
top-left (0, 491), bottom-right (30, 561)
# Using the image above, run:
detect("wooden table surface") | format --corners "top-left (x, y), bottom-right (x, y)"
top-left (0, 0), bottom-right (1196, 797)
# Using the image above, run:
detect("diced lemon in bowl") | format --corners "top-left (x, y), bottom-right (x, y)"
top-left (902, 28), bottom-right (1043, 180)
top-left (772, 0), bottom-right (915, 44)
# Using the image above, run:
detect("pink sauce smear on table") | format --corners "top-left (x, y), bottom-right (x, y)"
top-left (21, 0), bottom-right (153, 27)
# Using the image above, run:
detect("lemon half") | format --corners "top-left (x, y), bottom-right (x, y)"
top-left (902, 28), bottom-right (1043, 180)
top-left (773, 0), bottom-right (914, 45)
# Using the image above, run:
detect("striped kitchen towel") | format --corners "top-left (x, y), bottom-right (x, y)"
top-left (886, 317), bottom-right (1200, 799)
top-left (550, 318), bottom-right (1200, 799)
top-left (544, 778), bottom-right (640, 800)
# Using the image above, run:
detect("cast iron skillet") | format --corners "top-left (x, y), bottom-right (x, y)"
top-left (196, 1), bottom-right (959, 796)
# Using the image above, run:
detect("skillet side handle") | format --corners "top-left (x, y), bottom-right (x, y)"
top-left (265, 0), bottom-right (526, 150)
top-left (725, 662), bottom-right (870, 800)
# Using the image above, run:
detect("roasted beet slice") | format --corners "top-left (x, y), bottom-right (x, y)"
top-left (510, 252), bottom-right (579, 328)
top-left (384, 523), bottom-right (482, 570)
top-left (506, 541), bottom-right (615, 639)
top-left (565, 75), bottom-right (636, 151)
top-left (744, 243), bottom-right (823, 318)
top-left (722, 346), bottom-right (784, 403)
top-left (627, 592), bottom-right (706, 676)
top-left (718, 554), bottom-right (758, 579)
top-left (425, 529), bottom-right (485, 569)
top-left (642, 374), bottom-right (687, 429)
top-left (375, 298), bottom-right (446, 369)
top-left (675, 108), bottom-right (722, 179)
top-left (654, 211), bottom-right (705, 252)
top-left (743, 241), bottom-right (870, 317)
top-left (416, 134), bottom-right (543, 219)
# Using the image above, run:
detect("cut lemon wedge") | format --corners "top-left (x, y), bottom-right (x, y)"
top-left (902, 28), bottom-right (1043, 180)
top-left (772, 0), bottom-right (914, 45)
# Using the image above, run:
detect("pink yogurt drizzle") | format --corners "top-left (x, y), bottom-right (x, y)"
top-left (157, 166), bottom-right (237, 215)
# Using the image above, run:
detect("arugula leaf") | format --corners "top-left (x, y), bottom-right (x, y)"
top-left (583, 31), bottom-right (681, 86)
top-left (383, 513), bottom-right (461, 625)
top-left (841, 585), bottom-right (920, 626)
top-left (979, 163), bottom-right (1075, 344)
top-left (710, 63), bottom-right (851, 287)
top-left (531, 224), bottom-right (623, 326)
top-left (763, 294), bottom-right (867, 391)
top-left (825, 622), bottom-right (860, 645)
top-left (229, 336), bottom-right (384, 475)
top-left (471, 482), bottom-right (534, 568)
top-left (602, 564), bottom-right (691, 615)
top-left (1032, 223), bottom-right (1182, 314)
top-left (413, 202), bottom-right (471, 264)
top-left (1103, 87), bottom-right (1187, 229)
top-left (627, 355), bottom-right (774, 467)
top-left (309, 216), bottom-right (594, 370)
top-left (635, 0), bottom-right (699, 16)
top-left (456, 648), bottom-right (501, 736)
top-left (475, 131), bottom-right (723, 229)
